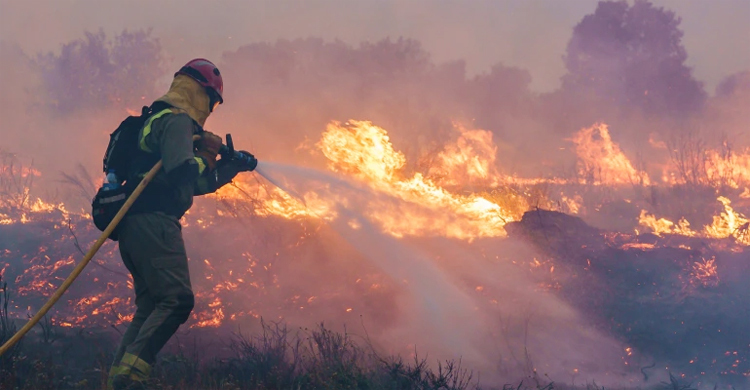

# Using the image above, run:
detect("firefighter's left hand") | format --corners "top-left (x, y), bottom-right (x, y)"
top-left (196, 131), bottom-right (223, 170)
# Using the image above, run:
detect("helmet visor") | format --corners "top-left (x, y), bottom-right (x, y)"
top-left (207, 88), bottom-right (223, 112)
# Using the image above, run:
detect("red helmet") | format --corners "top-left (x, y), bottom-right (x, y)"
top-left (175, 58), bottom-right (224, 105)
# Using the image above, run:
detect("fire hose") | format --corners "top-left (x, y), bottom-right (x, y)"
top-left (0, 134), bottom-right (256, 356)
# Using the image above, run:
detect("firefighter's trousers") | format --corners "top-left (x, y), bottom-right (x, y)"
top-left (110, 212), bottom-right (194, 378)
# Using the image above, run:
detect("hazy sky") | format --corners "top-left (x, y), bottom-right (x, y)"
top-left (1, 0), bottom-right (748, 93)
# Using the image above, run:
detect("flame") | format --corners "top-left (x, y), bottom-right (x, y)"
top-left (691, 257), bottom-right (719, 287)
top-left (704, 197), bottom-right (750, 245)
top-left (703, 148), bottom-right (750, 189)
top-left (560, 194), bottom-right (583, 214)
top-left (316, 120), bottom-right (518, 239)
top-left (0, 164), bottom-right (70, 226)
top-left (212, 180), bottom-right (335, 221)
top-left (192, 296), bottom-right (225, 328)
top-left (204, 119), bottom-right (533, 240)
top-left (637, 210), bottom-right (696, 237)
top-left (318, 120), bottom-right (406, 182)
top-left (638, 197), bottom-right (749, 246)
top-left (571, 123), bottom-right (650, 185)
top-left (0, 213), bottom-right (13, 225)
top-left (427, 124), bottom-right (500, 188)
top-left (3, 118), bottom-right (749, 334)
top-left (620, 242), bottom-right (656, 250)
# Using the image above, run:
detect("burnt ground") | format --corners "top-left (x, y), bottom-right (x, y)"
top-left (1, 206), bottom-right (749, 389)
top-left (506, 209), bottom-right (750, 388)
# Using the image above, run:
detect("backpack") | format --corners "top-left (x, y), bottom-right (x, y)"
top-left (103, 102), bottom-right (171, 178)
top-left (92, 103), bottom-right (170, 240)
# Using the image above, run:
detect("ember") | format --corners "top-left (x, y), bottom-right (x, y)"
top-left (1, 2), bottom-right (748, 388)
top-left (691, 257), bottom-right (720, 288)
top-left (3, 117), bottom-right (748, 386)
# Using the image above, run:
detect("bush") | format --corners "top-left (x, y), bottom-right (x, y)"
top-left (35, 29), bottom-right (165, 115)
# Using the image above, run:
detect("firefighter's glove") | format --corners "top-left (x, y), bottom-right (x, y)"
top-left (209, 152), bottom-right (256, 191)
top-left (196, 131), bottom-right (223, 171)
top-left (234, 150), bottom-right (258, 172)
top-left (213, 158), bottom-right (243, 189)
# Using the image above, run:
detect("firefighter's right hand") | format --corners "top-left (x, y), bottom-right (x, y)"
top-left (196, 131), bottom-right (223, 170)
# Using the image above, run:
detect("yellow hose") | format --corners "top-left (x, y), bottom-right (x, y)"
top-left (0, 160), bottom-right (164, 356)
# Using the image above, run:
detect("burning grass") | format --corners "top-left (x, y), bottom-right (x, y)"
top-left (0, 294), bottom-right (696, 390)
top-left (0, 291), bottom-right (498, 390)
top-left (1, 120), bottom-right (750, 388)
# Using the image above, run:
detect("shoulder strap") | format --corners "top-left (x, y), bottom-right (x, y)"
top-left (139, 107), bottom-right (175, 153)
top-left (149, 100), bottom-right (173, 114)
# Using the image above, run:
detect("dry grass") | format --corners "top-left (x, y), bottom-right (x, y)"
top-left (0, 278), bottom-right (709, 390)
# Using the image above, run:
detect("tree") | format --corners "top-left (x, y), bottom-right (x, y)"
top-left (35, 29), bottom-right (165, 114)
top-left (562, 0), bottom-right (706, 118)
top-left (715, 70), bottom-right (750, 99)
top-left (468, 64), bottom-right (533, 134)
top-left (706, 70), bottom-right (750, 146)
top-left (217, 38), bottom-right (455, 165)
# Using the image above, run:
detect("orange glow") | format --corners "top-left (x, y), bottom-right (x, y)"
top-left (620, 242), bottom-right (656, 250)
top-left (192, 296), bottom-right (225, 328)
top-left (571, 123), bottom-right (650, 186)
top-left (427, 124), bottom-right (500, 188)
top-left (704, 197), bottom-right (750, 245)
top-left (637, 199), bottom-right (749, 246)
top-left (637, 210), bottom-right (696, 237)
top-left (2, 118), bottom-right (749, 333)
top-left (560, 195), bottom-right (583, 214)
top-left (316, 120), bottom-right (519, 239)
top-left (691, 257), bottom-right (719, 287)
top-left (703, 149), bottom-right (750, 189)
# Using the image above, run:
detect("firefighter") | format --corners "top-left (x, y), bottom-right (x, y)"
top-left (107, 58), bottom-right (254, 389)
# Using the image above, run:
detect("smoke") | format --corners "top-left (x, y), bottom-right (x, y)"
top-left (1, 1), bottom-right (748, 203)
top-left (2, 0), bottom-right (747, 92)
top-left (257, 161), bottom-right (484, 355)
top-left (255, 161), bottom-right (636, 383)
top-left (0, 0), bottom-right (748, 387)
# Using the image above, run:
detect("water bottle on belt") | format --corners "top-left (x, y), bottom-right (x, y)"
top-left (103, 169), bottom-right (120, 191)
